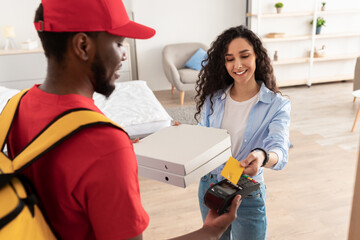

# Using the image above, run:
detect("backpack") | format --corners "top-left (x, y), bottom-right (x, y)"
top-left (0, 89), bottom-right (125, 239)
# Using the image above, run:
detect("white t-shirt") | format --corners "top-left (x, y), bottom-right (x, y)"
top-left (221, 91), bottom-right (260, 157)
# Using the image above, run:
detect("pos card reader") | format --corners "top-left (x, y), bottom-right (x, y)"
top-left (204, 175), bottom-right (260, 214)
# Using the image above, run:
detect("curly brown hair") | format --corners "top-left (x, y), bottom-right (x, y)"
top-left (194, 25), bottom-right (280, 122)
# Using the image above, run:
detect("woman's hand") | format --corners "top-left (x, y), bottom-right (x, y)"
top-left (240, 150), bottom-right (265, 177)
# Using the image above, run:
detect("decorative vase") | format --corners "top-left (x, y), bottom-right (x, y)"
top-left (316, 26), bottom-right (322, 34)
top-left (276, 7), bottom-right (282, 14)
top-left (273, 51), bottom-right (278, 61)
top-left (321, 5), bottom-right (326, 11)
top-left (314, 45), bottom-right (326, 58)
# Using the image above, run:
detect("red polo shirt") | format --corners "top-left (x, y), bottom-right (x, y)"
top-left (7, 85), bottom-right (149, 239)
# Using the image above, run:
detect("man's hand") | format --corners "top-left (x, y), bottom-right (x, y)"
top-left (202, 195), bottom-right (241, 238)
top-left (240, 150), bottom-right (265, 177)
top-left (169, 195), bottom-right (241, 240)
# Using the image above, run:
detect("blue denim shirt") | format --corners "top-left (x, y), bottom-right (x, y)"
top-left (199, 82), bottom-right (291, 183)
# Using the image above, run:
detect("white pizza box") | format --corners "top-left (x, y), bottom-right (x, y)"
top-left (138, 147), bottom-right (231, 188)
top-left (134, 124), bottom-right (231, 187)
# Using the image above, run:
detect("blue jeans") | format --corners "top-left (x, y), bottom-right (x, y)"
top-left (198, 174), bottom-right (267, 240)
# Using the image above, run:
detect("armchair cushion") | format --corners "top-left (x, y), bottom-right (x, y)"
top-left (185, 48), bottom-right (207, 71)
top-left (178, 68), bottom-right (200, 84)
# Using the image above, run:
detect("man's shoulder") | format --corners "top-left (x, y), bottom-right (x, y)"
top-left (78, 124), bottom-right (131, 147)
top-left (50, 124), bottom-right (134, 169)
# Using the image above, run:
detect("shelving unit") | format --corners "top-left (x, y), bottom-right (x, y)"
top-left (313, 54), bottom-right (359, 62)
top-left (262, 35), bottom-right (311, 42)
top-left (246, 0), bottom-right (360, 87)
top-left (272, 58), bottom-right (308, 65)
top-left (262, 32), bottom-right (360, 43)
top-left (247, 9), bottom-right (360, 17)
top-left (247, 11), bottom-right (313, 18)
top-left (315, 32), bottom-right (360, 39)
top-left (272, 54), bottom-right (359, 65)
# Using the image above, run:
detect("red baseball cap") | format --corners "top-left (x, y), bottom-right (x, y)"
top-left (34, 0), bottom-right (155, 39)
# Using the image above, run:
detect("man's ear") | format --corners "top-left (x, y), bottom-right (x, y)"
top-left (72, 33), bottom-right (94, 61)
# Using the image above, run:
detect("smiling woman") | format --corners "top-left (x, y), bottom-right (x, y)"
top-left (195, 25), bottom-right (290, 240)
top-left (224, 38), bottom-right (257, 102)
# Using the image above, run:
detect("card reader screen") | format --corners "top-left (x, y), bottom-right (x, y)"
top-left (217, 181), bottom-right (237, 195)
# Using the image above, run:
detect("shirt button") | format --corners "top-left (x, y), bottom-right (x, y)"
top-left (244, 139), bottom-right (247, 143)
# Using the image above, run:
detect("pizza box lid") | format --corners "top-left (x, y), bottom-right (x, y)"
top-left (134, 124), bottom-right (231, 176)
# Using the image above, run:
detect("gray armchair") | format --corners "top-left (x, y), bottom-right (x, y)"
top-left (162, 42), bottom-right (208, 105)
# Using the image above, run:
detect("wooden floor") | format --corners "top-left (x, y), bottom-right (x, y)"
top-left (139, 81), bottom-right (360, 240)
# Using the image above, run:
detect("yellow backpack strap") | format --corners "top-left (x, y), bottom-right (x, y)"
top-left (0, 94), bottom-right (126, 187)
top-left (10, 109), bottom-right (125, 173)
top-left (0, 89), bottom-right (29, 150)
top-left (0, 90), bottom-right (29, 175)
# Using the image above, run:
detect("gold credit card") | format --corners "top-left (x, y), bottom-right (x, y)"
top-left (221, 156), bottom-right (244, 185)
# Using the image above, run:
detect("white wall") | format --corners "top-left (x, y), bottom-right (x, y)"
top-left (0, 0), bottom-right (245, 91)
top-left (131, 0), bottom-right (246, 90)
top-left (0, 0), bottom-right (40, 47)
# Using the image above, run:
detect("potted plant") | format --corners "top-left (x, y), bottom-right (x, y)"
top-left (321, 2), bottom-right (326, 11)
top-left (274, 2), bottom-right (283, 14)
top-left (311, 17), bottom-right (326, 34)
